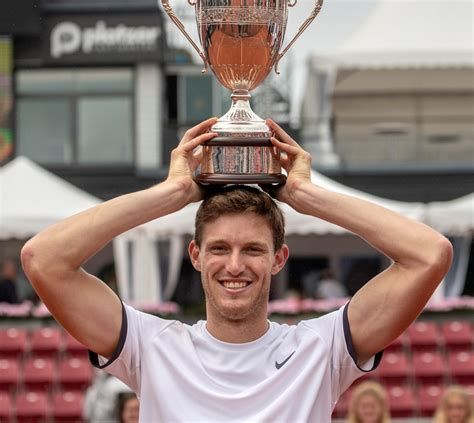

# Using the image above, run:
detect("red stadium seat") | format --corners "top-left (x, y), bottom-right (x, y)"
top-left (0, 392), bottom-right (13, 421)
top-left (30, 327), bottom-right (62, 357)
top-left (15, 391), bottom-right (49, 423)
top-left (378, 351), bottom-right (410, 385)
top-left (441, 321), bottom-right (473, 352)
top-left (23, 357), bottom-right (55, 392)
top-left (448, 351), bottom-right (474, 384)
top-left (52, 391), bottom-right (85, 422)
top-left (0, 328), bottom-right (28, 358)
top-left (0, 358), bottom-right (20, 393)
top-left (418, 384), bottom-right (444, 417)
top-left (387, 385), bottom-right (416, 418)
top-left (63, 332), bottom-right (88, 358)
top-left (407, 321), bottom-right (440, 352)
top-left (58, 357), bottom-right (93, 390)
top-left (412, 351), bottom-right (446, 385)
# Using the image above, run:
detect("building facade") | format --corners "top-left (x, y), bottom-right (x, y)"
top-left (3, 0), bottom-right (231, 200)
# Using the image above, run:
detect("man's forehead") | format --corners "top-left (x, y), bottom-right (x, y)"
top-left (200, 213), bottom-right (273, 240)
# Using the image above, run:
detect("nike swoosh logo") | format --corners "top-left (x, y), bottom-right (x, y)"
top-left (275, 351), bottom-right (295, 369)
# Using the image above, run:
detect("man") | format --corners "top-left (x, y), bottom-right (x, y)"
top-left (21, 118), bottom-right (453, 421)
top-left (0, 259), bottom-right (20, 304)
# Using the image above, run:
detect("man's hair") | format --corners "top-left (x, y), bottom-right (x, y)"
top-left (194, 185), bottom-right (285, 250)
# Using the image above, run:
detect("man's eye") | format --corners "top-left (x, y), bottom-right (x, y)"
top-left (211, 246), bottom-right (226, 253)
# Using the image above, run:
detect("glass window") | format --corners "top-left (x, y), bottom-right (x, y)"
top-left (181, 74), bottom-right (213, 124)
top-left (78, 97), bottom-right (133, 164)
top-left (17, 69), bottom-right (133, 94)
top-left (15, 68), bottom-right (134, 166)
top-left (16, 99), bottom-right (72, 164)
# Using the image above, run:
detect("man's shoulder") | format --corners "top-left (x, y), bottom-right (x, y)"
top-left (123, 303), bottom-right (182, 336)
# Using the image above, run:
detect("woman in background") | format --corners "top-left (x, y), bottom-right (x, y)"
top-left (434, 385), bottom-right (474, 423)
top-left (116, 392), bottom-right (139, 423)
top-left (347, 381), bottom-right (391, 423)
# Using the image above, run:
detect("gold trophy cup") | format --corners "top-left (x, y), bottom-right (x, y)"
top-left (161, 0), bottom-right (323, 184)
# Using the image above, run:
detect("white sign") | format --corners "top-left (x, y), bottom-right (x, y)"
top-left (51, 20), bottom-right (161, 58)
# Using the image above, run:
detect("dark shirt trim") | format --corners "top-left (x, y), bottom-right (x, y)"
top-left (89, 300), bottom-right (128, 369)
top-left (343, 302), bottom-right (383, 372)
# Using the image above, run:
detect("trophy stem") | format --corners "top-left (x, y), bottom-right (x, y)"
top-left (212, 89), bottom-right (271, 138)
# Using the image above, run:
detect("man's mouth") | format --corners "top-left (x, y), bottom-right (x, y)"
top-left (220, 281), bottom-right (251, 290)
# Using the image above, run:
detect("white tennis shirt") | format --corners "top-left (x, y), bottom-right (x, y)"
top-left (90, 303), bottom-right (381, 422)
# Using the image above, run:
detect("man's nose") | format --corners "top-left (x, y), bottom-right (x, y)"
top-left (226, 251), bottom-right (245, 274)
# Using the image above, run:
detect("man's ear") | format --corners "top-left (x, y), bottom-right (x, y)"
top-left (271, 244), bottom-right (289, 275)
top-left (188, 240), bottom-right (202, 272)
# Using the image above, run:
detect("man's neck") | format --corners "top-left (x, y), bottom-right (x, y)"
top-left (205, 315), bottom-right (270, 344)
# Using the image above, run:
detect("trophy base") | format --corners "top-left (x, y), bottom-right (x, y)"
top-left (195, 136), bottom-right (286, 185)
top-left (195, 173), bottom-right (286, 185)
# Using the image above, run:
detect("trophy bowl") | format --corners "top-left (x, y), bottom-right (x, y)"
top-left (161, 0), bottom-right (323, 184)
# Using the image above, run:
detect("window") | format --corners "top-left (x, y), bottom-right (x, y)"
top-left (16, 68), bottom-right (134, 166)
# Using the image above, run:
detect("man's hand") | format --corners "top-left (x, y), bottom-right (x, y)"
top-left (167, 117), bottom-right (217, 204)
top-left (266, 119), bottom-right (312, 211)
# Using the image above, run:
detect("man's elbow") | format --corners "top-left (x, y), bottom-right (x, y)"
top-left (21, 238), bottom-right (41, 285)
top-left (427, 235), bottom-right (454, 280)
top-left (21, 237), bottom-right (56, 288)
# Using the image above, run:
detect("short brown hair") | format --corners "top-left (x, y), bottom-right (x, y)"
top-left (194, 185), bottom-right (285, 250)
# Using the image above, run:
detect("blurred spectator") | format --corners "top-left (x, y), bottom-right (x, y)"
top-left (434, 385), bottom-right (474, 423)
top-left (0, 259), bottom-right (19, 303)
top-left (116, 392), bottom-right (139, 423)
top-left (315, 268), bottom-right (347, 299)
top-left (347, 381), bottom-right (391, 423)
top-left (83, 373), bottom-right (134, 422)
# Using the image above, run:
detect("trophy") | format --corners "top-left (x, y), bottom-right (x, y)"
top-left (161, 0), bottom-right (323, 184)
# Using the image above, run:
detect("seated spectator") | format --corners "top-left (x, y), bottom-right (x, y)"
top-left (316, 268), bottom-right (347, 299)
top-left (0, 259), bottom-right (19, 303)
top-left (116, 392), bottom-right (139, 423)
top-left (434, 385), bottom-right (474, 423)
top-left (83, 373), bottom-right (134, 422)
top-left (347, 381), bottom-right (391, 423)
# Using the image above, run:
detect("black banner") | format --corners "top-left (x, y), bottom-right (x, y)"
top-left (44, 14), bottom-right (165, 64)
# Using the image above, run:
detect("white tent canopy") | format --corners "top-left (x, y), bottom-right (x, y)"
top-left (0, 156), bottom-right (101, 240)
top-left (325, 0), bottom-right (474, 69)
top-left (426, 193), bottom-right (474, 236)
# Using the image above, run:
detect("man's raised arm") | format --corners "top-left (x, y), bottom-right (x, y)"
top-left (21, 118), bottom-right (217, 358)
top-left (267, 119), bottom-right (453, 365)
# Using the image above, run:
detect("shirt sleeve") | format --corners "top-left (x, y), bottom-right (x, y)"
top-left (88, 302), bottom-right (174, 393)
top-left (302, 303), bottom-right (383, 401)
top-left (333, 303), bottom-right (383, 397)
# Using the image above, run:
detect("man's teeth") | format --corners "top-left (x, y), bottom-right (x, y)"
top-left (222, 281), bottom-right (249, 289)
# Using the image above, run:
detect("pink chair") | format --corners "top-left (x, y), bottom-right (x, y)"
top-left (15, 391), bottom-right (49, 423)
top-left (52, 390), bottom-right (85, 422)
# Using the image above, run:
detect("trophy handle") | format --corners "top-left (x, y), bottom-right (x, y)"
top-left (274, 0), bottom-right (324, 74)
top-left (160, 0), bottom-right (208, 73)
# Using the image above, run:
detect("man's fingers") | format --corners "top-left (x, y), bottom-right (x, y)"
top-left (266, 119), bottom-right (299, 146)
top-left (270, 136), bottom-right (300, 155)
top-left (181, 132), bottom-right (217, 152)
top-left (180, 117), bottom-right (218, 144)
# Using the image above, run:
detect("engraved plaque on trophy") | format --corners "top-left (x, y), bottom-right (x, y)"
top-left (161, 0), bottom-right (323, 184)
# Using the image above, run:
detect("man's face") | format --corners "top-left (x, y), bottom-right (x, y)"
top-left (189, 212), bottom-right (288, 322)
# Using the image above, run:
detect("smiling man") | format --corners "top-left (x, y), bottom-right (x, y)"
top-left (21, 118), bottom-right (453, 422)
